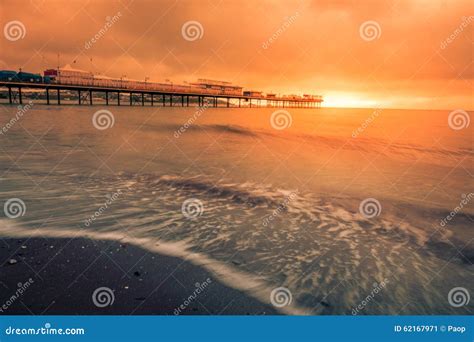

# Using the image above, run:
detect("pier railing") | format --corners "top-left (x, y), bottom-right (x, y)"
top-left (0, 80), bottom-right (323, 108)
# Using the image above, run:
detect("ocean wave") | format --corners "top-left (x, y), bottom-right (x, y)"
top-left (168, 122), bottom-right (472, 162)
top-left (1, 171), bottom-right (472, 314)
top-left (0, 219), bottom-right (309, 315)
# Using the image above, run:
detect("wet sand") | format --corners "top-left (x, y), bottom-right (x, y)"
top-left (0, 237), bottom-right (279, 315)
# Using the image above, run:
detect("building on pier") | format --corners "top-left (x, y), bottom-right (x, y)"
top-left (189, 79), bottom-right (243, 96)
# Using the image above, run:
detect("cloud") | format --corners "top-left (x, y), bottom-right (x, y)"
top-left (1, 0), bottom-right (472, 109)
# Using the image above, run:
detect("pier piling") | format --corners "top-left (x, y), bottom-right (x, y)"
top-left (0, 81), bottom-right (323, 109)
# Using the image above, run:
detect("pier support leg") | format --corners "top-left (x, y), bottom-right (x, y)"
top-left (89, 90), bottom-right (93, 105)
top-left (227, 98), bottom-right (229, 108)
top-left (249, 99), bottom-right (252, 108)
top-left (239, 98), bottom-right (241, 108)
top-left (118, 92), bottom-right (120, 106)
top-left (151, 94), bottom-right (153, 106)
top-left (142, 93), bottom-right (144, 106)
top-left (170, 95), bottom-right (172, 107)
top-left (57, 89), bottom-right (60, 105)
top-left (106, 91), bottom-right (109, 106)
top-left (46, 88), bottom-right (50, 105)
top-left (181, 95), bottom-right (184, 107)
top-left (186, 96), bottom-right (189, 107)
top-left (8, 87), bottom-right (12, 104)
top-left (162, 95), bottom-right (165, 107)
top-left (130, 92), bottom-right (133, 106)
top-left (18, 87), bottom-right (22, 105)
top-left (78, 90), bottom-right (81, 105)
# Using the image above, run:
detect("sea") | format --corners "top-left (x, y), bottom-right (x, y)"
top-left (0, 103), bottom-right (472, 315)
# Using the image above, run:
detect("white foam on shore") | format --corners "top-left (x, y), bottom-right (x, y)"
top-left (0, 219), bottom-right (310, 315)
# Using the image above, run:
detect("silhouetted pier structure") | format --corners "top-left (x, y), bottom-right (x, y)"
top-left (0, 81), bottom-right (323, 108)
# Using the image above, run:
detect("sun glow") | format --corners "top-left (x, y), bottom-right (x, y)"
top-left (322, 93), bottom-right (379, 108)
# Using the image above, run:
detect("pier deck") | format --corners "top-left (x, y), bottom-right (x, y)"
top-left (0, 81), bottom-right (323, 108)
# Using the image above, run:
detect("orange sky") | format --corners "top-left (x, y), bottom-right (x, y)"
top-left (1, 0), bottom-right (472, 109)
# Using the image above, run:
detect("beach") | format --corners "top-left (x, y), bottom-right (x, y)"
top-left (0, 236), bottom-right (279, 315)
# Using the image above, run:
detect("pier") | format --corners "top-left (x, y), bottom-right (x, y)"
top-left (0, 81), bottom-right (323, 108)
